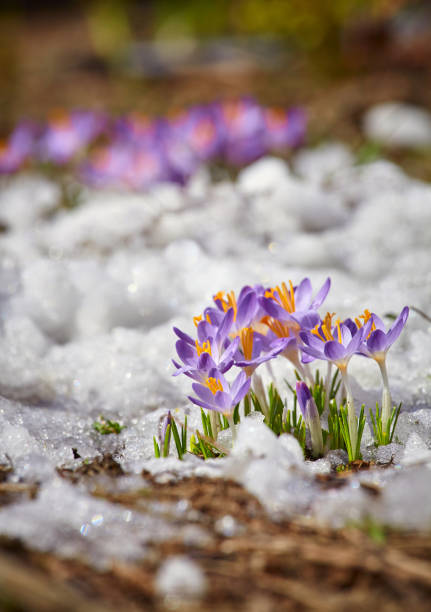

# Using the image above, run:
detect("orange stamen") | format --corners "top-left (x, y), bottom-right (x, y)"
top-left (336, 319), bottom-right (342, 343)
top-left (206, 377), bottom-right (223, 395)
top-left (240, 327), bottom-right (254, 361)
top-left (213, 290), bottom-right (238, 320)
top-left (195, 340), bottom-right (211, 356)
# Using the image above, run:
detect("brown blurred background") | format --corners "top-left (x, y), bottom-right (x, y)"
top-left (1, 0), bottom-right (431, 174)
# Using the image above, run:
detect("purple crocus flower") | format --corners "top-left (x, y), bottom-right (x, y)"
top-left (263, 107), bottom-right (306, 150)
top-left (114, 112), bottom-right (161, 147)
top-left (296, 381), bottom-right (323, 457)
top-left (259, 277), bottom-right (331, 332)
top-left (300, 315), bottom-right (368, 451)
top-left (0, 121), bottom-right (38, 174)
top-left (215, 98), bottom-right (266, 165)
top-left (123, 146), bottom-right (169, 190)
top-left (300, 316), bottom-right (366, 371)
top-left (39, 110), bottom-right (107, 164)
top-left (189, 367), bottom-right (251, 416)
top-left (168, 106), bottom-right (223, 161)
top-left (359, 306), bottom-right (409, 430)
top-left (258, 278), bottom-right (331, 382)
top-left (359, 307), bottom-right (409, 363)
top-left (172, 308), bottom-right (238, 381)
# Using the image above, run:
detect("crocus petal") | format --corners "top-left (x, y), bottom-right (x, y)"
top-left (294, 278), bottom-right (312, 310)
top-left (340, 323), bottom-right (353, 345)
top-left (197, 320), bottom-right (213, 343)
top-left (233, 378), bottom-right (251, 404)
top-left (236, 291), bottom-right (257, 328)
top-left (324, 341), bottom-right (347, 361)
top-left (191, 382), bottom-right (215, 404)
top-left (371, 313), bottom-right (385, 331)
top-left (259, 297), bottom-right (287, 320)
top-left (300, 330), bottom-right (323, 349)
top-left (301, 345), bottom-right (326, 360)
top-left (386, 306), bottom-right (409, 347)
top-left (198, 352), bottom-right (216, 371)
top-left (310, 277), bottom-right (331, 309)
top-left (367, 329), bottom-right (388, 354)
top-left (230, 370), bottom-right (247, 397)
top-left (215, 307), bottom-right (234, 345)
top-left (343, 318), bottom-right (358, 336)
top-left (214, 390), bottom-right (233, 412)
top-left (189, 396), bottom-right (216, 412)
top-left (346, 327), bottom-right (364, 354)
top-left (296, 381), bottom-right (312, 417)
top-left (173, 327), bottom-right (194, 345)
top-left (176, 339), bottom-right (196, 365)
top-left (294, 311), bottom-right (320, 330)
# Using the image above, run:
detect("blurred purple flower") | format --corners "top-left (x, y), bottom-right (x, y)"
top-left (39, 110), bottom-right (107, 164)
top-left (263, 107), bottom-right (306, 150)
top-left (0, 121), bottom-right (38, 174)
top-left (216, 98), bottom-right (266, 165)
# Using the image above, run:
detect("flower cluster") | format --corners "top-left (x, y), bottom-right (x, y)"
top-left (171, 277), bottom-right (409, 459)
top-left (0, 99), bottom-right (305, 189)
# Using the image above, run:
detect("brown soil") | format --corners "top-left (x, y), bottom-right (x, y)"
top-left (0, 458), bottom-right (430, 611)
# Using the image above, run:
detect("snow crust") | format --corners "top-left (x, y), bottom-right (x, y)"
top-left (0, 140), bottom-right (431, 565)
top-left (363, 102), bottom-right (431, 147)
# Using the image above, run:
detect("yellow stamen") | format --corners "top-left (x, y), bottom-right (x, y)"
top-left (265, 280), bottom-right (296, 314)
top-left (195, 340), bottom-right (211, 356)
top-left (206, 377), bottom-right (223, 395)
top-left (311, 323), bottom-right (325, 342)
top-left (193, 315), bottom-right (202, 327)
top-left (289, 280), bottom-right (295, 311)
top-left (240, 327), bottom-right (254, 361)
top-left (262, 316), bottom-right (294, 339)
top-left (336, 319), bottom-right (342, 344)
top-left (356, 309), bottom-right (376, 336)
top-left (213, 290), bottom-right (238, 320)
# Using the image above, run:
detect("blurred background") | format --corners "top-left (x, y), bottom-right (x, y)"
top-left (1, 0), bottom-right (431, 178)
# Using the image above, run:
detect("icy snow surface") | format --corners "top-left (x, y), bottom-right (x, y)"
top-left (0, 142), bottom-right (431, 567)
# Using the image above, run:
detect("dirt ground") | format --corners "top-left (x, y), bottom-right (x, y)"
top-left (0, 456), bottom-right (430, 611)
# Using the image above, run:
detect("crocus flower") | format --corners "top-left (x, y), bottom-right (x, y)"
top-left (39, 110), bottom-right (106, 164)
top-left (0, 121), bottom-right (38, 174)
top-left (168, 106), bottom-right (223, 161)
top-left (296, 381), bottom-right (323, 457)
top-left (263, 107), bottom-right (306, 150)
top-left (189, 367), bottom-right (251, 419)
top-left (358, 307), bottom-right (409, 431)
top-left (300, 314), bottom-right (367, 452)
top-left (172, 307), bottom-right (238, 381)
top-left (259, 277), bottom-right (331, 332)
top-left (259, 277), bottom-right (331, 382)
top-left (216, 98), bottom-right (266, 165)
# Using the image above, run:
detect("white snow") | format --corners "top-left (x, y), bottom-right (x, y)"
top-left (363, 102), bottom-right (431, 147)
top-left (155, 555), bottom-right (207, 600)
